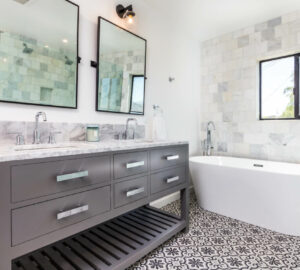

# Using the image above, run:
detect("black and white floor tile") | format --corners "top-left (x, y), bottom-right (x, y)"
top-left (128, 192), bottom-right (300, 270)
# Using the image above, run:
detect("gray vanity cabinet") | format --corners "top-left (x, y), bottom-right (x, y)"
top-left (150, 166), bottom-right (186, 194)
top-left (11, 155), bottom-right (111, 202)
top-left (113, 151), bottom-right (148, 179)
top-left (150, 147), bottom-right (187, 170)
top-left (114, 176), bottom-right (148, 208)
top-left (0, 143), bottom-right (189, 270)
top-left (12, 186), bottom-right (111, 246)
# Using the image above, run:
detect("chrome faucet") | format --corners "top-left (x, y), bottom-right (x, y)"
top-left (125, 118), bottom-right (138, 140)
top-left (204, 121), bottom-right (216, 156)
top-left (33, 112), bottom-right (47, 144)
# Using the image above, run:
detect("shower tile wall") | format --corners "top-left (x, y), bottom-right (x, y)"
top-left (200, 10), bottom-right (300, 162)
top-left (0, 31), bottom-right (76, 107)
top-left (0, 121), bottom-right (145, 146)
top-left (98, 50), bottom-right (145, 112)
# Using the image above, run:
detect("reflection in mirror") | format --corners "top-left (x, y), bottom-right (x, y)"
top-left (96, 18), bottom-right (146, 115)
top-left (0, 0), bottom-right (79, 108)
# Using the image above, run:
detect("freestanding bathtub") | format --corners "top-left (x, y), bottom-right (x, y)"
top-left (189, 156), bottom-right (300, 236)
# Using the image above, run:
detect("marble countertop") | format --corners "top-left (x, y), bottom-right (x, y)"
top-left (0, 140), bottom-right (188, 163)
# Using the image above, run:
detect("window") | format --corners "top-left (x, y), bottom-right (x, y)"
top-left (259, 54), bottom-right (300, 120)
top-left (130, 75), bottom-right (145, 114)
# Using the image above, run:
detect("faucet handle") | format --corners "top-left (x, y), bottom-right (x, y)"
top-left (7, 132), bottom-right (25, 145)
top-left (48, 131), bottom-right (61, 144)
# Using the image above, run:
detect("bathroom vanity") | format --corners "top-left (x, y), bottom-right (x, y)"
top-left (0, 141), bottom-right (189, 270)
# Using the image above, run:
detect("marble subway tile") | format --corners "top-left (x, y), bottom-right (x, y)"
top-left (267, 39), bottom-right (282, 51)
top-left (218, 82), bottom-right (228, 92)
top-left (233, 132), bottom-right (244, 143)
top-left (255, 22), bottom-right (267, 32)
top-left (261, 28), bottom-right (275, 41)
top-left (237, 35), bottom-right (250, 48)
top-left (267, 17), bottom-right (282, 27)
top-left (217, 142), bottom-right (228, 152)
top-left (222, 112), bottom-right (233, 122)
top-left (249, 144), bottom-right (267, 159)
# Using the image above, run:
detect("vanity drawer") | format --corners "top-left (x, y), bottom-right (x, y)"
top-left (113, 151), bottom-right (148, 179)
top-left (151, 166), bottom-right (186, 194)
top-left (150, 146), bottom-right (187, 171)
top-left (12, 186), bottom-right (110, 246)
top-left (11, 155), bottom-right (110, 203)
top-left (114, 176), bottom-right (148, 208)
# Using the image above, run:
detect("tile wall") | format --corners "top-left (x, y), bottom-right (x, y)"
top-left (0, 30), bottom-right (76, 107)
top-left (200, 10), bottom-right (300, 162)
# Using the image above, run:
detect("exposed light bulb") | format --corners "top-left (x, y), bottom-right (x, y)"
top-left (44, 45), bottom-right (49, 48)
top-left (3, 58), bottom-right (7, 63)
top-left (62, 39), bottom-right (68, 44)
top-left (126, 15), bottom-right (134, 24)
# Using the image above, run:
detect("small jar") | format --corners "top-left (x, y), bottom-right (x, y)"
top-left (86, 125), bottom-right (100, 142)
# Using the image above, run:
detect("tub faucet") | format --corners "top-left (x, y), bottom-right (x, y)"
top-left (204, 121), bottom-right (215, 156)
top-left (125, 118), bottom-right (138, 140)
top-left (33, 112), bottom-right (47, 144)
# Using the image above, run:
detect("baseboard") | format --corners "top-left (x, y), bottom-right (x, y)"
top-left (150, 192), bottom-right (180, 208)
top-left (150, 186), bottom-right (193, 208)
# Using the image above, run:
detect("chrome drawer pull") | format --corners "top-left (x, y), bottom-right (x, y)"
top-left (166, 155), bottom-right (179, 161)
top-left (57, 171), bottom-right (89, 182)
top-left (57, 205), bottom-right (89, 220)
top-left (126, 187), bottom-right (145, 197)
top-left (166, 176), bottom-right (180, 184)
top-left (126, 161), bottom-right (145, 169)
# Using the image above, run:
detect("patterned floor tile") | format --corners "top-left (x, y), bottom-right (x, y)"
top-left (128, 192), bottom-right (300, 270)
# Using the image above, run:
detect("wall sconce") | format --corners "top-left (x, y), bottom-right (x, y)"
top-left (116, 4), bottom-right (136, 24)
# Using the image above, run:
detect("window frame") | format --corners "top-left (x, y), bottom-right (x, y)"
top-left (129, 75), bottom-right (145, 115)
top-left (259, 53), bottom-right (300, 120)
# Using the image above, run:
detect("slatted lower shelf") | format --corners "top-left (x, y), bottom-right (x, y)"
top-left (12, 206), bottom-right (185, 270)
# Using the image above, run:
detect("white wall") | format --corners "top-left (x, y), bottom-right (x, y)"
top-left (0, 0), bottom-right (200, 155)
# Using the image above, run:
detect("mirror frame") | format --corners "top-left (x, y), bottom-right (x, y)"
top-left (96, 17), bottom-right (147, 115)
top-left (0, 0), bottom-right (80, 109)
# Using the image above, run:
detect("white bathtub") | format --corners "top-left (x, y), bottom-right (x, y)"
top-left (189, 156), bottom-right (300, 236)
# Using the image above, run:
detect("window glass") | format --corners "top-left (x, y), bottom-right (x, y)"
top-left (261, 56), bottom-right (295, 119)
top-left (130, 76), bottom-right (144, 114)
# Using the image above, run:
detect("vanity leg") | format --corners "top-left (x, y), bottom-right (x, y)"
top-left (181, 187), bottom-right (190, 233)
top-left (0, 164), bottom-right (13, 270)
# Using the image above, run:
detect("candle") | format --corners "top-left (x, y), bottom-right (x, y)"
top-left (86, 125), bottom-right (100, 142)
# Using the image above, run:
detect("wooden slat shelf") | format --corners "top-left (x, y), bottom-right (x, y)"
top-left (12, 206), bottom-right (186, 270)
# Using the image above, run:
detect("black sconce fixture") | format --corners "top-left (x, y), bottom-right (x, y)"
top-left (116, 4), bottom-right (135, 24)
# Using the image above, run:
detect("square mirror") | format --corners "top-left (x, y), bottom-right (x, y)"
top-left (0, 0), bottom-right (79, 108)
top-left (96, 17), bottom-right (147, 115)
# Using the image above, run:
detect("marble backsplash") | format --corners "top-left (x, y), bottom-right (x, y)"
top-left (0, 121), bottom-right (145, 145)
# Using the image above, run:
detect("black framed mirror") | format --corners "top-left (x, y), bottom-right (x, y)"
top-left (0, 0), bottom-right (79, 109)
top-left (96, 17), bottom-right (147, 115)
